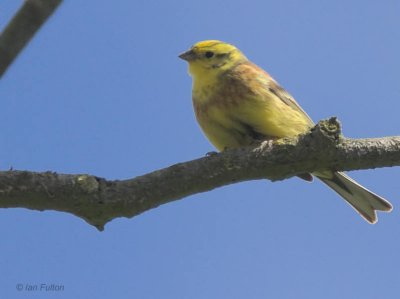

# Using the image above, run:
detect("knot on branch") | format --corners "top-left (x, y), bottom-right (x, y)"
top-left (251, 117), bottom-right (344, 163)
top-left (76, 175), bottom-right (100, 193)
top-left (312, 117), bottom-right (342, 142)
top-left (296, 117), bottom-right (343, 150)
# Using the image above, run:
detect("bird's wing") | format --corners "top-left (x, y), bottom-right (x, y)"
top-left (224, 61), bottom-right (314, 137)
top-left (229, 61), bottom-right (315, 128)
top-left (266, 80), bottom-right (315, 126)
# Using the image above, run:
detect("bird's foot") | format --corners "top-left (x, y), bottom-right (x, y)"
top-left (205, 151), bottom-right (218, 157)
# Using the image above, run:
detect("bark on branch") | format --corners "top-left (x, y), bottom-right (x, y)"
top-left (0, 0), bottom-right (62, 78)
top-left (1, 118), bottom-right (399, 231)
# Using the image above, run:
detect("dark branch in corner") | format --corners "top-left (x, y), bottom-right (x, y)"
top-left (0, 0), bottom-right (62, 78)
top-left (1, 118), bottom-right (400, 231)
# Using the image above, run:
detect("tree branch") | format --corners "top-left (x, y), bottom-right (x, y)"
top-left (1, 118), bottom-right (399, 231)
top-left (0, 0), bottom-right (62, 78)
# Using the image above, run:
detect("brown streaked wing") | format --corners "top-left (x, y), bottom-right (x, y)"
top-left (268, 81), bottom-right (314, 126)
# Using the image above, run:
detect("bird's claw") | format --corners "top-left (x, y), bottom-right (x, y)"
top-left (205, 151), bottom-right (218, 157)
top-left (253, 140), bottom-right (274, 155)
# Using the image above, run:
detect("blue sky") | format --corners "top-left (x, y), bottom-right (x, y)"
top-left (1, 0), bottom-right (400, 298)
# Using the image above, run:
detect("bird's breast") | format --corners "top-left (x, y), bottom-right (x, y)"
top-left (192, 87), bottom-right (259, 150)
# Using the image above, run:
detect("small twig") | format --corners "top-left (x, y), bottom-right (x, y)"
top-left (0, 0), bottom-right (62, 78)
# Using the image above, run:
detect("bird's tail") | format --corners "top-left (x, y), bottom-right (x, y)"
top-left (315, 171), bottom-right (393, 223)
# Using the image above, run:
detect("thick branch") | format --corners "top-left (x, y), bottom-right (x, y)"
top-left (1, 118), bottom-right (399, 230)
top-left (0, 0), bottom-right (62, 78)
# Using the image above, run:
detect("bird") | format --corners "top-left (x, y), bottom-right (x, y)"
top-left (179, 40), bottom-right (393, 223)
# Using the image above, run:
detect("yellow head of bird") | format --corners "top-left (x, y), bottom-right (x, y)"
top-left (179, 40), bottom-right (247, 79)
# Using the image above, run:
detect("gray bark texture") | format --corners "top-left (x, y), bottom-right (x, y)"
top-left (1, 118), bottom-right (399, 230)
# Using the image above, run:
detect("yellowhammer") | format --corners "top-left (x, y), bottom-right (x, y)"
top-left (179, 40), bottom-right (393, 223)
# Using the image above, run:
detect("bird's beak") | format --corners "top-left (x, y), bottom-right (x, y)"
top-left (178, 49), bottom-right (196, 61)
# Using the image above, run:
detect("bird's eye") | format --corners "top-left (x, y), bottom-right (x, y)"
top-left (205, 51), bottom-right (214, 58)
